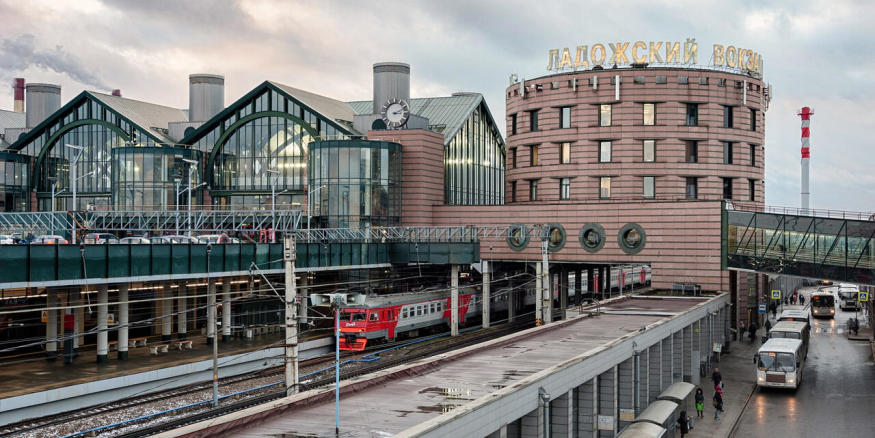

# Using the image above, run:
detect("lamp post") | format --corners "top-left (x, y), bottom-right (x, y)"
top-left (307, 184), bottom-right (327, 230)
top-left (48, 177), bottom-right (65, 235)
top-left (65, 144), bottom-right (84, 244)
top-left (174, 173), bottom-right (183, 234)
top-left (266, 168), bottom-right (279, 243)
top-left (182, 159), bottom-right (198, 237)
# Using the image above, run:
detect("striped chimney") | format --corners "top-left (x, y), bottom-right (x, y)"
top-left (13, 78), bottom-right (25, 113)
top-left (799, 107), bottom-right (813, 212)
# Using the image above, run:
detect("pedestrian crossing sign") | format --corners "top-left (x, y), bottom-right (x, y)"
top-left (860, 292), bottom-right (869, 302)
top-left (771, 290), bottom-right (781, 300)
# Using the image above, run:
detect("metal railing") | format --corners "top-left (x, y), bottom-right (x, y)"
top-left (728, 201), bottom-right (875, 221)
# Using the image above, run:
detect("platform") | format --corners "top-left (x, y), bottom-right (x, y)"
top-left (166, 295), bottom-right (729, 438)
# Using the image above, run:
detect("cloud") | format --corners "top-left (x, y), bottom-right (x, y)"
top-left (0, 34), bottom-right (109, 90)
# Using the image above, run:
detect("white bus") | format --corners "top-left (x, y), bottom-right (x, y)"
top-left (768, 320), bottom-right (810, 358)
top-left (778, 309), bottom-right (810, 325)
top-left (755, 338), bottom-right (805, 390)
top-left (810, 292), bottom-right (835, 318)
top-left (837, 283), bottom-right (861, 311)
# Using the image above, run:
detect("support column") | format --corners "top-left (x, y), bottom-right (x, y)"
top-left (535, 262), bottom-right (543, 325)
top-left (299, 275), bottom-right (309, 329)
top-left (177, 284), bottom-right (187, 340)
top-left (451, 265), bottom-right (459, 336)
top-left (73, 289), bottom-right (83, 350)
top-left (162, 283), bottom-right (172, 342)
top-left (559, 268), bottom-right (569, 318)
top-left (673, 331), bottom-right (683, 383)
top-left (597, 366), bottom-right (617, 438)
top-left (575, 269), bottom-right (583, 305)
top-left (551, 389), bottom-right (573, 438)
top-left (207, 278), bottom-right (216, 345)
top-left (648, 343), bottom-right (661, 403)
top-left (541, 242), bottom-right (552, 324)
top-left (662, 337), bottom-right (672, 388)
top-left (482, 260), bottom-right (491, 328)
top-left (46, 289), bottom-right (58, 358)
top-left (63, 292), bottom-right (74, 364)
top-left (636, 348), bottom-right (648, 415)
top-left (508, 277), bottom-right (517, 323)
top-left (222, 280), bottom-right (232, 342)
top-left (683, 325), bottom-right (693, 383)
top-left (587, 268), bottom-right (595, 298)
top-left (96, 284), bottom-right (109, 363)
top-left (618, 357), bottom-right (635, 430)
top-left (576, 378), bottom-right (596, 437)
top-left (118, 284), bottom-right (129, 360)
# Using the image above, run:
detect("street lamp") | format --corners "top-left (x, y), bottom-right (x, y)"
top-left (182, 158), bottom-right (199, 237)
top-left (64, 144), bottom-right (84, 213)
top-left (48, 177), bottom-right (65, 235)
top-left (307, 184), bottom-right (327, 231)
top-left (174, 173), bottom-right (183, 233)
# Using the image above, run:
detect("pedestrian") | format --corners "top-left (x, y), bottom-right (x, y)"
top-left (748, 321), bottom-right (758, 344)
top-left (770, 302), bottom-right (777, 319)
top-left (711, 367), bottom-right (722, 389)
top-left (799, 294), bottom-right (805, 306)
top-left (713, 385), bottom-right (724, 420)
top-left (764, 318), bottom-right (772, 333)
top-left (695, 387), bottom-right (705, 418)
top-left (738, 320), bottom-right (746, 341)
top-left (678, 409), bottom-right (690, 437)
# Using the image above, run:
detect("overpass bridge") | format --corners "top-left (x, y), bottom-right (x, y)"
top-left (724, 204), bottom-right (875, 285)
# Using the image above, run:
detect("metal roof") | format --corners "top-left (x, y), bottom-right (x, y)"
top-left (269, 81), bottom-right (356, 126)
top-left (0, 109), bottom-right (25, 132)
top-left (88, 92), bottom-right (188, 143)
top-left (347, 93), bottom-right (485, 145)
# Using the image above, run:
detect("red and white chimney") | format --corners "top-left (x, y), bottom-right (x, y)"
top-left (13, 78), bottom-right (25, 112)
top-left (798, 106), bottom-right (813, 213)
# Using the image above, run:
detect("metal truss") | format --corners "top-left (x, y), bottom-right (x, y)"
top-left (0, 212), bottom-right (76, 235)
top-left (296, 224), bottom-right (556, 243)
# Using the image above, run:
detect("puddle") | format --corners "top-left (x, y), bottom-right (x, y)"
top-left (502, 369), bottom-right (536, 379)
top-left (416, 403), bottom-right (459, 414)
top-left (418, 386), bottom-right (474, 400)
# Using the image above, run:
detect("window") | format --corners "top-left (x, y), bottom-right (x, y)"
top-left (685, 140), bottom-right (698, 163)
top-left (511, 148), bottom-right (517, 168)
top-left (685, 103), bottom-right (699, 126)
top-left (599, 177), bottom-right (611, 198)
top-left (723, 142), bottom-right (734, 164)
top-left (402, 308), bottom-right (408, 318)
top-left (655, 76), bottom-right (667, 84)
top-left (529, 180), bottom-right (538, 201)
top-left (560, 142), bottom-right (571, 164)
top-left (599, 104), bottom-right (612, 127)
top-left (370, 312), bottom-right (379, 321)
top-left (717, 78), bottom-right (726, 87)
top-left (723, 105), bottom-right (733, 128)
top-left (643, 103), bottom-right (655, 126)
top-left (698, 77), bottom-right (709, 85)
top-left (560, 178), bottom-right (570, 200)
top-left (723, 177), bottom-right (733, 199)
top-left (529, 110), bottom-right (539, 131)
top-left (530, 145), bottom-right (539, 166)
top-left (560, 107), bottom-right (572, 128)
top-left (749, 108), bottom-right (756, 131)
top-left (749, 179), bottom-right (756, 201)
top-left (643, 176), bottom-right (655, 198)
top-left (643, 140), bottom-right (655, 162)
top-left (599, 141), bottom-right (612, 163)
top-left (750, 144), bottom-right (756, 166)
top-left (510, 113), bottom-right (517, 135)
top-left (510, 180), bottom-right (517, 202)
top-left (634, 76), bottom-right (645, 84)
top-left (678, 76), bottom-right (689, 84)
top-left (686, 177), bottom-right (698, 199)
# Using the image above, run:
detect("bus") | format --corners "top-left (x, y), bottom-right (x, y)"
top-left (778, 309), bottom-right (810, 326)
top-left (838, 284), bottom-right (861, 311)
top-left (810, 292), bottom-right (836, 318)
top-left (755, 338), bottom-right (805, 390)
top-left (767, 320), bottom-right (810, 358)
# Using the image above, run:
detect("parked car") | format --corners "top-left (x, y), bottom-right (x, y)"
top-left (151, 235), bottom-right (200, 244)
top-left (84, 233), bottom-right (119, 244)
top-left (119, 236), bottom-right (151, 244)
top-left (0, 235), bottom-right (15, 244)
top-left (32, 235), bottom-right (69, 244)
top-left (197, 234), bottom-right (231, 244)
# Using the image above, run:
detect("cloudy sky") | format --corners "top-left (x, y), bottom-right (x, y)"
top-left (0, 0), bottom-right (872, 212)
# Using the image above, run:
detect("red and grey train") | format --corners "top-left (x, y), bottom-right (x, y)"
top-left (335, 266), bottom-right (651, 350)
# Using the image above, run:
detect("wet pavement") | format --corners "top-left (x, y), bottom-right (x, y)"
top-left (732, 286), bottom-right (875, 437)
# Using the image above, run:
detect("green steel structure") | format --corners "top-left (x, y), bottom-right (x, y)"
top-left (0, 240), bottom-right (479, 288)
top-left (725, 208), bottom-right (875, 285)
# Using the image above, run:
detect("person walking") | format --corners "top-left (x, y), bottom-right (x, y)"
top-left (695, 387), bottom-right (705, 418)
top-left (770, 302), bottom-right (777, 319)
top-left (713, 385), bottom-right (724, 420)
top-left (678, 409), bottom-right (690, 437)
top-left (711, 367), bottom-right (722, 389)
top-left (748, 321), bottom-right (758, 344)
top-left (799, 294), bottom-right (805, 306)
top-left (764, 318), bottom-right (772, 333)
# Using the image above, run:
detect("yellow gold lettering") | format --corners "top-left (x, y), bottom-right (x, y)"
top-left (632, 41), bottom-right (647, 63)
top-left (574, 45), bottom-right (589, 69)
top-left (609, 42), bottom-right (630, 64)
top-left (726, 46), bottom-right (737, 68)
top-left (547, 49), bottom-right (559, 70)
top-left (684, 38), bottom-right (698, 64)
top-left (559, 47), bottom-right (573, 69)
top-left (591, 43), bottom-right (606, 65)
top-left (665, 42), bottom-right (680, 63)
top-left (713, 44), bottom-right (724, 66)
top-left (649, 41), bottom-right (663, 63)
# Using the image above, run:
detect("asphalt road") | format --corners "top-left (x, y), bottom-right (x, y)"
top-left (734, 286), bottom-right (875, 437)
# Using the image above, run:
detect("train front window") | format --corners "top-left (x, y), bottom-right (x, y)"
top-left (351, 312), bottom-right (366, 322)
top-left (369, 313), bottom-right (379, 321)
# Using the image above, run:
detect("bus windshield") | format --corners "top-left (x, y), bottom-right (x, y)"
top-left (811, 295), bottom-right (834, 307)
top-left (839, 291), bottom-right (857, 300)
top-left (758, 352), bottom-right (796, 372)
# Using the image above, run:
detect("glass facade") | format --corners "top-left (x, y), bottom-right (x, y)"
top-left (310, 140), bottom-right (401, 228)
top-left (0, 152), bottom-right (29, 212)
top-left (112, 147), bottom-right (200, 209)
top-left (444, 102), bottom-right (505, 205)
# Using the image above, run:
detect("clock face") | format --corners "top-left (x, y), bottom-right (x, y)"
top-left (381, 98), bottom-right (410, 129)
